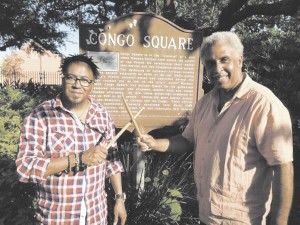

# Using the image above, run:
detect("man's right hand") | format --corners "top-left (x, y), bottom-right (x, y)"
top-left (82, 145), bottom-right (108, 166)
top-left (137, 134), bottom-right (156, 152)
top-left (137, 134), bottom-right (171, 153)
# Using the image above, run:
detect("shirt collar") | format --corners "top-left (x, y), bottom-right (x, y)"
top-left (210, 73), bottom-right (252, 103)
top-left (234, 73), bottom-right (252, 100)
top-left (52, 93), bottom-right (65, 110)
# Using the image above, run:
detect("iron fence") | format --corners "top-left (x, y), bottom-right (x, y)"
top-left (0, 70), bottom-right (62, 85)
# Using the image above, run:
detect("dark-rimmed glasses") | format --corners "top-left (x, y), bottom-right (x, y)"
top-left (64, 74), bottom-right (95, 87)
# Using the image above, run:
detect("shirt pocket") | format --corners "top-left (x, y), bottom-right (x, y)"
top-left (48, 127), bottom-right (75, 157)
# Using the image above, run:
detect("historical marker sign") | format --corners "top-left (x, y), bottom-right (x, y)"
top-left (80, 12), bottom-right (203, 130)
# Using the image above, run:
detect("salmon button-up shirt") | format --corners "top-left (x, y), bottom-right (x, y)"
top-left (183, 75), bottom-right (293, 225)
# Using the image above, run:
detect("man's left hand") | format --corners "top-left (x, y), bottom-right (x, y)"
top-left (113, 200), bottom-right (127, 225)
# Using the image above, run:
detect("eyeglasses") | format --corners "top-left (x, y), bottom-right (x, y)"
top-left (64, 74), bottom-right (95, 87)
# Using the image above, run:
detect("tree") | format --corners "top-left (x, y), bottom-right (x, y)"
top-left (171, 0), bottom-right (300, 33)
top-left (0, 0), bottom-right (67, 53)
top-left (1, 52), bottom-right (24, 74)
top-left (1, 0), bottom-right (299, 53)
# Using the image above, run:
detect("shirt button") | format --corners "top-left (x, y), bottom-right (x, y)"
top-left (208, 140), bottom-right (211, 143)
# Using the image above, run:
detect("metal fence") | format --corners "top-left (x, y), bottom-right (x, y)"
top-left (0, 70), bottom-right (62, 85)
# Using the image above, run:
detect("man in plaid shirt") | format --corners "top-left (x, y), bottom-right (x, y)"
top-left (16, 54), bottom-right (126, 225)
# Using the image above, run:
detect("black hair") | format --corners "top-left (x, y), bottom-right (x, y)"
top-left (60, 54), bottom-right (100, 80)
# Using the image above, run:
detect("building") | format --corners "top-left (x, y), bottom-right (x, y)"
top-left (0, 43), bottom-right (62, 85)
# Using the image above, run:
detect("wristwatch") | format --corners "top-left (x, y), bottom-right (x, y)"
top-left (115, 193), bottom-right (126, 201)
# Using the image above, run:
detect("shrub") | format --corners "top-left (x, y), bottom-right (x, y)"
top-left (0, 155), bottom-right (36, 225)
top-left (106, 142), bottom-right (199, 225)
top-left (19, 80), bottom-right (62, 103)
top-left (106, 118), bottom-right (199, 225)
top-left (0, 82), bottom-right (61, 157)
top-left (0, 108), bottom-right (21, 158)
top-left (0, 87), bottom-right (37, 157)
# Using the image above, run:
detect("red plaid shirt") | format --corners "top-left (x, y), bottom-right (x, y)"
top-left (16, 95), bottom-right (124, 225)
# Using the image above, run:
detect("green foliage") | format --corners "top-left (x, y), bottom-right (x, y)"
top-left (0, 155), bottom-right (36, 225)
top-left (0, 86), bottom-right (38, 118)
top-left (0, 87), bottom-right (36, 157)
top-left (242, 28), bottom-right (300, 99)
top-left (1, 0), bottom-right (299, 52)
top-left (19, 80), bottom-right (62, 104)
top-left (106, 139), bottom-right (199, 225)
top-left (161, 189), bottom-right (183, 222)
top-left (0, 0), bottom-right (66, 52)
top-left (0, 108), bottom-right (21, 158)
top-left (175, 0), bottom-right (225, 30)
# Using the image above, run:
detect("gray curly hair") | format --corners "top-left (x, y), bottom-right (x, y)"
top-left (200, 31), bottom-right (244, 61)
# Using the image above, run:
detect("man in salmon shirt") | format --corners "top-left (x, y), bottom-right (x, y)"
top-left (138, 32), bottom-right (293, 225)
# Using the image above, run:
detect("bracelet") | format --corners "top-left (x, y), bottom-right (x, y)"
top-left (79, 152), bottom-right (86, 171)
top-left (54, 171), bottom-right (62, 177)
top-left (115, 193), bottom-right (126, 202)
top-left (73, 154), bottom-right (79, 175)
top-left (64, 155), bottom-right (71, 174)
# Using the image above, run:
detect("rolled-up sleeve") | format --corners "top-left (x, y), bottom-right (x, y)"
top-left (16, 112), bottom-right (50, 184)
top-left (106, 160), bottom-right (124, 178)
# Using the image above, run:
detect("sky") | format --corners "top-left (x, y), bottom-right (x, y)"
top-left (0, 28), bottom-right (80, 61)
top-left (58, 28), bottom-right (80, 56)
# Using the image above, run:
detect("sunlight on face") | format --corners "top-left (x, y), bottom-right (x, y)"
top-left (204, 41), bottom-right (243, 90)
top-left (62, 62), bottom-right (94, 106)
